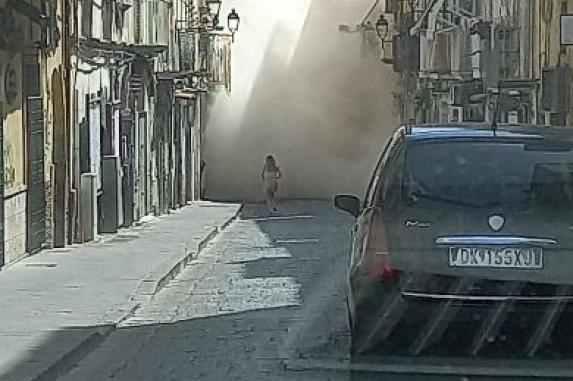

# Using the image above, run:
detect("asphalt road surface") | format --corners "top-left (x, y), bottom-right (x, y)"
top-left (56, 201), bottom-right (555, 381)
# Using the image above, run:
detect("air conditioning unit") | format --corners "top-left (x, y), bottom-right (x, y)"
top-left (449, 106), bottom-right (464, 122)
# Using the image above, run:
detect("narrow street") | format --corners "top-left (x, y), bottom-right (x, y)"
top-left (57, 201), bottom-right (353, 381)
top-left (53, 201), bottom-right (474, 381)
top-left (3, 1), bottom-right (573, 381)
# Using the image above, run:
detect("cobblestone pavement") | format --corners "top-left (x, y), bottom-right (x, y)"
top-left (56, 202), bottom-right (518, 381)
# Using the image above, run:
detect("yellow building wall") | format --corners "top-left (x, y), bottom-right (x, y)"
top-left (2, 51), bottom-right (26, 193)
top-left (43, 30), bottom-right (66, 246)
top-left (1, 49), bottom-right (27, 263)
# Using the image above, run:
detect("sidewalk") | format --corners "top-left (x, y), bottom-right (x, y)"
top-left (0, 201), bottom-right (242, 381)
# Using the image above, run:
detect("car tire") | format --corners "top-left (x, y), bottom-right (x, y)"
top-left (349, 276), bottom-right (397, 356)
top-left (350, 306), bottom-right (372, 356)
top-left (348, 278), bottom-right (377, 357)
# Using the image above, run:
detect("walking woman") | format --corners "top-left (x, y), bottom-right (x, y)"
top-left (262, 155), bottom-right (282, 214)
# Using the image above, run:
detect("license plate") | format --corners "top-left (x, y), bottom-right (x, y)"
top-left (448, 247), bottom-right (543, 269)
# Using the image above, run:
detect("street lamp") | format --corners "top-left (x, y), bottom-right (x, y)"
top-left (375, 14), bottom-right (389, 41)
top-left (206, 0), bottom-right (222, 26)
top-left (375, 14), bottom-right (394, 64)
top-left (227, 8), bottom-right (240, 42)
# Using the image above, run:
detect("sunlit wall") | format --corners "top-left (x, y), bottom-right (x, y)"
top-left (204, 0), bottom-right (399, 201)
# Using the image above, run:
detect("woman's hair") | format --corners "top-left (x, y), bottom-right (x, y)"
top-left (265, 155), bottom-right (278, 171)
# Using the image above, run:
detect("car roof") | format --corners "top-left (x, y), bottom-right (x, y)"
top-left (403, 123), bottom-right (573, 142)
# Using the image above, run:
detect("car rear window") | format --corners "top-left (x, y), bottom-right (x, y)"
top-left (404, 140), bottom-right (573, 211)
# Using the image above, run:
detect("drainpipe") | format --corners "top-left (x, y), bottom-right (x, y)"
top-left (60, 0), bottom-right (73, 246)
top-left (195, 0), bottom-right (205, 201)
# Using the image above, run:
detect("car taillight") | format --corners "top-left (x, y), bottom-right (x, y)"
top-left (365, 208), bottom-right (394, 280)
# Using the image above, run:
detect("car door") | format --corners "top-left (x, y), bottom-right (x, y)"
top-left (349, 154), bottom-right (384, 276)
top-left (349, 130), bottom-right (404, 278)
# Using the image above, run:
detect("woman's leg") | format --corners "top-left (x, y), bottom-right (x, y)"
top-left (269, 192), bottom-right (277, 212)
top-left (271, 182), bottom-right (279, 212)
top-left (264, 188), bottom-right (273, 212)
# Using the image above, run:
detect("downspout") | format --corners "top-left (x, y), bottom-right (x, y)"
top-left (42, 8), bottom-right (52, 248)
top-left (71, 0), bottom-right (81, 242)
top-left (195, 0), bottom-right (204, 201)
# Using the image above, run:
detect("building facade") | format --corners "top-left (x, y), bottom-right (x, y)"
top-left (531, 0), bottom-right (573, 127)
top-left (383, 0), bottom-right (542, 126)
top-left (0, 0), bottom-right (56, 265)
top-left (67, 0), bottom-right (233, 242)
top-left (0, 0), bottom-right (235, 267)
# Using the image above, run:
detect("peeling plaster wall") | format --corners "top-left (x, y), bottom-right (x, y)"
top-left (1, 49), bottom-right (27, 263)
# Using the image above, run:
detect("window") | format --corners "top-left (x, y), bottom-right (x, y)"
top-left (81, 0), bottom-right (93, 38)
top-left (102, 0), bottom-right (112, 40)
top-left (379, 139), bottom-right (404, 206)
top-left (363, 144), bottom-right (388, 208)
top-left (405, 140), bottom-right (573, 211)
top-left (365, 131), bottom-right (404, 208)
top-left (364, 130), bottom-right (403, 207)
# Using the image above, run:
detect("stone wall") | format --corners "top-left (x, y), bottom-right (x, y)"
top-left (4, 190), bottom-right (26, 263)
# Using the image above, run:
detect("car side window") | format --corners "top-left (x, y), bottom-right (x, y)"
top-left (363, 140), bottom-right (391, 208)
top-left (367, 133), bottom-right (404, 208)
top-left (378, 138), bottom-right (404, 207)
top-left (364, 128), bottom-right (406, 208)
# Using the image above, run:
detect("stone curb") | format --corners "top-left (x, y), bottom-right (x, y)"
top-left (284, 358), bottom-right (573, 378)
top-left (151, 203), bottom-right (243, 295)
top-left (31, 325), bottom-right (115, 381)
top-left (28, 203), bottom-right (243, 381)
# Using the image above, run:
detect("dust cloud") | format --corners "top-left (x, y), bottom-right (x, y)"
top-left (204, 0), bottom-right (399, 201)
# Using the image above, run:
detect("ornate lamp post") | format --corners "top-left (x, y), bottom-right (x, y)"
top-left (375, 14), bottom-right (389, 41)
top-left (227, 8), bottom-right (240, 42)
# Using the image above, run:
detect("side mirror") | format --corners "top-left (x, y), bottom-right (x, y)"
top-left (334, 195), bottom-right (361, 217)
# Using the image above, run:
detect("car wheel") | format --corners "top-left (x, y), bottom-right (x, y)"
top-left (349, 276), bottom-right (393, 357)
top-left (348, 279), bottom-right (375, 356)
top-left (350, 305), bottom-right (371, 356)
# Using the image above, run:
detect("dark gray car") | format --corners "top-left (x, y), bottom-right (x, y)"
top-left (335, 123), bottom-right (573, 360)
